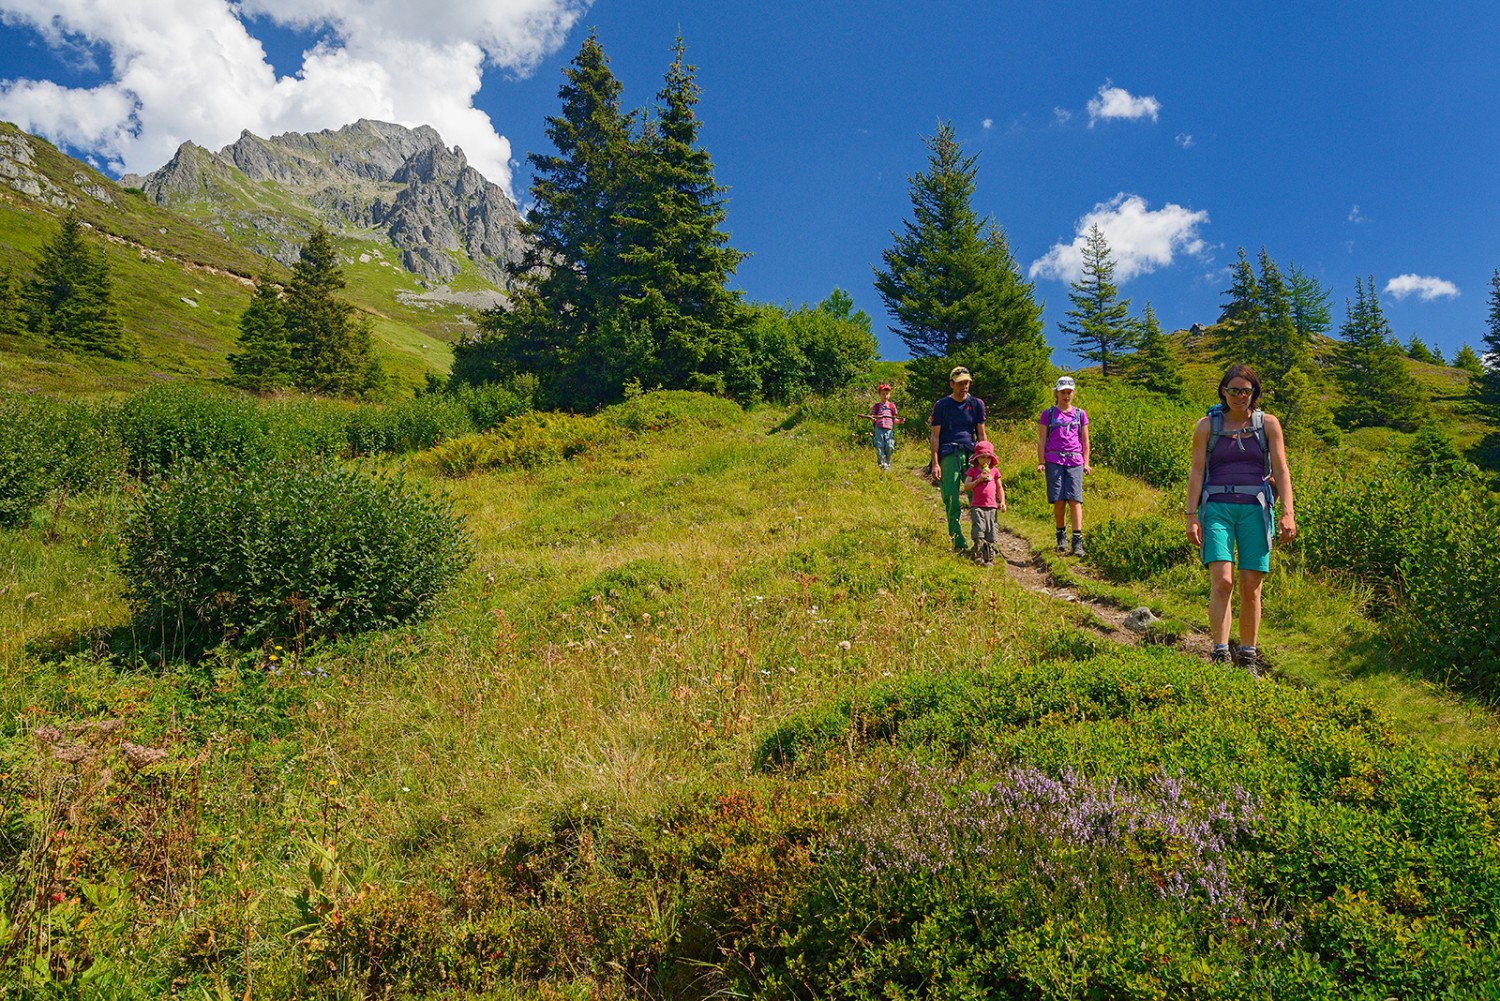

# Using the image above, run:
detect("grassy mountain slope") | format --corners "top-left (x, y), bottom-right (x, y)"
top-left (3, 389), bottom-right (1496, 996)
top-left (0, 123), bottom-right (472, 395)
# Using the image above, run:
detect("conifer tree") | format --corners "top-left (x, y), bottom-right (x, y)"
top-left (0, 267), bottom-right (26, 338)
top-left (1332, 276), bottom-right (1426, 430)
top-left (283, 226), bottom-right (381, 397)
top-left (621, 36), bottom-right (747, 392)
top-left (1454, 343), bottom-right (1485, 378)
top-left (25, 212), bottom-right (131, 358)
top-left (1123, 302), bottom-right (1184, 397)
top-left (1219, 248), bottom-right (1261, 329)
top-left (874, 122), bottom-right (1049, 416)
top-left (1056, 225), bottom-right (1134, 376)
top-left (228, 278), bottom-right (293, 391)
top-left (1275, 365), bottom-right (1341, 447)
top-left (1251, 249), bottom-right (1307, 383)
top-left (874, 122), bottom-right (993, 358)
top-left (1405, 334), bottom-right (1437, 365)
top-left (1287, 263), bottom-right (1332, 343)
top-left (1479, 268), bottom-right (1500, 406)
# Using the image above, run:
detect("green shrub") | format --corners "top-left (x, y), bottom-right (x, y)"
top-left (346, 393), bottom-right (475, 456)
top-left (1089, 512), bottom-right (1195, 583)
top-left (1086, 385), bottom-right (1197, 489)
top-left (121, 454), bottom-right (472, 648)
top-left (448, 380), bottom-right (533, 431)
top-left (603, 390), bottom-right (744, 433)
top-left (112, 384), bottom-right (277, 476)
top-left (0, 394), bottom-right (124, 526)
top-left (423, 412), bottom-right (614, 477)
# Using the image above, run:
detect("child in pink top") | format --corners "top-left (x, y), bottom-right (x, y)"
top-left (960, 440), bottom-right (1006, 566)
top-left (861, 383), bottom-right (905, 469)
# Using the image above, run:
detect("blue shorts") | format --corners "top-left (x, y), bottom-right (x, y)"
top-left (1046, 463), bottom-right (1084, 503)
top-left (1200, 500), bottom-right (1271, 573)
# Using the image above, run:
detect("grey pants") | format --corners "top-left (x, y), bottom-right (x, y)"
top-left (969, 506), bottom-right (998, 546)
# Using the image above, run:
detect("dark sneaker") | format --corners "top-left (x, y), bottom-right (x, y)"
top-left (1056, 535), bottom-right (1068, 553)
top-left (1071, 536), bottom-right (1086, 557)
top-left (1210, 648), bottom-right (1231, 665)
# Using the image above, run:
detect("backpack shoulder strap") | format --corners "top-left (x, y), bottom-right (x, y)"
top-left (1251, 410), bottom-right (1271, 480)
top-left (1206, 407), bottom-right (1225, 463)
top-left (1043, 405), bottom-right (1057, 426)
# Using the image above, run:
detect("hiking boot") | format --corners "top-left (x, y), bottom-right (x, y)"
top-left (1056, 532), bottom-right (1068, 553)
top-left (1210, 648), bottom-right (1231, 665)
top-left (1236, 648), bottom-right (1262, 677)
top-left (1070, 535), bottom-right (1086, 558)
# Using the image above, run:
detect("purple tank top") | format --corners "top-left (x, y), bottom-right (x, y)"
top-left (1206, 429), bottom-right (1266, 505)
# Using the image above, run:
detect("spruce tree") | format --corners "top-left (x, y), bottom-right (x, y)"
top-left (1406, 334), bottom-right (1437, 365)
top-left (1479, 268), bottom-right (1500, 405)
top-left (228, 278), bottom-right (293, 391)
top-left (1454, 343), bottom-right (1485, 378)
top-left (25, 212), bottom-right (131, 358)
top-left (0, 267), bottom-right (27, 338)
top-left (1056, 225), bottom-right (1133, 376)
top-left (1124, 302), bottom-right (1184, 397)
top-left (874, 123), bottom-right (1048, 416)
top-left (1251, 249), bottom-right (1307, 383)
top-left (500, 31), bottom-right (639, 407)
top-left (283, 226), bottom-right (381, 397)
top-left (1332, 276), bottom-right (1426, 430)
top-left (874, 122), bottom-right (993, 358)
top-left (622, 36), bottom-right (747, 392)
top-left (1287, 262), bottom-right (1332, 343)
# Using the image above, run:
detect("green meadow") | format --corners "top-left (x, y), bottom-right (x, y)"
top-left (3, 386), bottom-right (1498, 998)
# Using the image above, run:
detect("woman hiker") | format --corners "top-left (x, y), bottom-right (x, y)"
top-left (929, 366), bottom-right (988, 553)
top-left (1185, 364), bottom-right (1297, 675)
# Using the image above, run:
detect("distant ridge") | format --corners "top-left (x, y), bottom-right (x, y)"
top-left (120, 119), bottom-right (527, 290)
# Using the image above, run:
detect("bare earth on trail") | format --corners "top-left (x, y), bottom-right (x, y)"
top-left (911, 465), bottom-right (1214, 661)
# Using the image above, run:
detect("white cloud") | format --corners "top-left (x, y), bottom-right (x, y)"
top-left (1028, 193), bottom-right (1210, 284)
top-left (1175, 132), bottom-right (1194, 148)
top-left (1348, 204), bottom-right (1367, 223)
top-left (0, 0), bottom-right (589, 192)
top-left (1384, 274), bottom-right (1460, 301)
top-left (1086, 81), bottom-right (1160, 126)
top-left (1052, 106), bottom-right (1072, 125)
top-left (981, 118), bottom-right (993, 130)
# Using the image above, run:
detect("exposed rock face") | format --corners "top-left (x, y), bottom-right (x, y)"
top-left (127, 120), bottom-right (526, 288)
top-left (1, 130), bottom-right (113, 208)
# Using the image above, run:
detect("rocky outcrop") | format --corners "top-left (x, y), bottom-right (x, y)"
top-left (127, 120), bottom-right (526, 288)
top-left (1, 129), bottom-right (113, 209)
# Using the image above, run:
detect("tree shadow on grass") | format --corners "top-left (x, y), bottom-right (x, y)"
top-left (24, 618), bottom-right (202, 670)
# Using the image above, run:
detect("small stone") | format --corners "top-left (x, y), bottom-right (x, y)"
top-left (1123, 607), bottom-right (1161, 633)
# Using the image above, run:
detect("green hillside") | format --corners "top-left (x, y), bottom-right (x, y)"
top-left (0, 123), bottom-right (472, 396)
top-left (3, 388), bottom-right (1497, 997)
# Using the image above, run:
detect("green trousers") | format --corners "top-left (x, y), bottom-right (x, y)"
top-left (939, 449), bottom-right (971, 550)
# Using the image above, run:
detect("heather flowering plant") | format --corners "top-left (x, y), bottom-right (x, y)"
top-left (835, 757), bottom-right (1277, 939)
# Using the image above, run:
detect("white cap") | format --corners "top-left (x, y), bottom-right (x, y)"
top-left (1053, 376), bottom-right (1076, 392)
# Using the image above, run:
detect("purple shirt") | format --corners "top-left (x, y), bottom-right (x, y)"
top-left (1206, 429), bottom-right (1267, 505)
top-left (1040, 406), bottom-right (1088, 467)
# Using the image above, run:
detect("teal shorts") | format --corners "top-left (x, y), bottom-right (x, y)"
top-left (1200, 500), bottom-right (1271, 573)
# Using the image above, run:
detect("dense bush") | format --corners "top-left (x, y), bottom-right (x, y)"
top-left (737, 295), bottom-right (878, 403)
top-left (346, 393), bottom-right (475, 455)
top-left (122, 454), bottom-right (472, 648)
top-left (1089, 511), bottom-right (1196, 582)
top-left (1085, 382), bottom-right (1199, 489)
top-left (0, 393), bottom-right (123, 526)
top-left (111, 384), bottom-right (350, 475)
top-left (424, 411), bottom-right (615, 477)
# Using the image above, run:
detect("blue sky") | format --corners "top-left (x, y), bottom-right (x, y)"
top-left (2, 0), bottom-right (1497, 363)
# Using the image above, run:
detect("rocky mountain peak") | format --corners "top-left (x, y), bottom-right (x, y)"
top-left (125, 120), bottom-right (527, 289)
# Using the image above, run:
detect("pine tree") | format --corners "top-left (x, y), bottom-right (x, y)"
top-left (1479, 268), bottom-right (1500, 405)
top-left (875, 123), bottom-right (1049, 417)
top-left (1274, 364), bottom-right (1341, 447)
top-left (0, 267), bottom-right (27, 338)
top-left (874, 122), bottom-right (994, 359)
top-left (1454, 343), bottom-right (1485, 378)
top-left (1332, 276), bottom-right (1426, 430)
top-left (1123, 302), bottom-right (1184, 397)
top-left (283, 226), bottom-right (381, 397)
top-left (1287, 262), bottom-right (1332, 343)
top-left (1056, 225), bottom-right (1133, 376)
top-left (228, 278), bottom-right (293, 391)
top-left (1405, 334), bottom-right (1437, 365)
top-left (24, 212), bottom-right (131, 358)
top-left (621, 36), bottom-right (747, 392)
top-left (497, 31), bottom-right (639, 407)
top-left (1252, 249), bottom-right (1307, 382)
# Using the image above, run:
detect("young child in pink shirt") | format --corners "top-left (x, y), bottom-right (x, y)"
top-left (960, 440), bottom-right (1006, 566)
